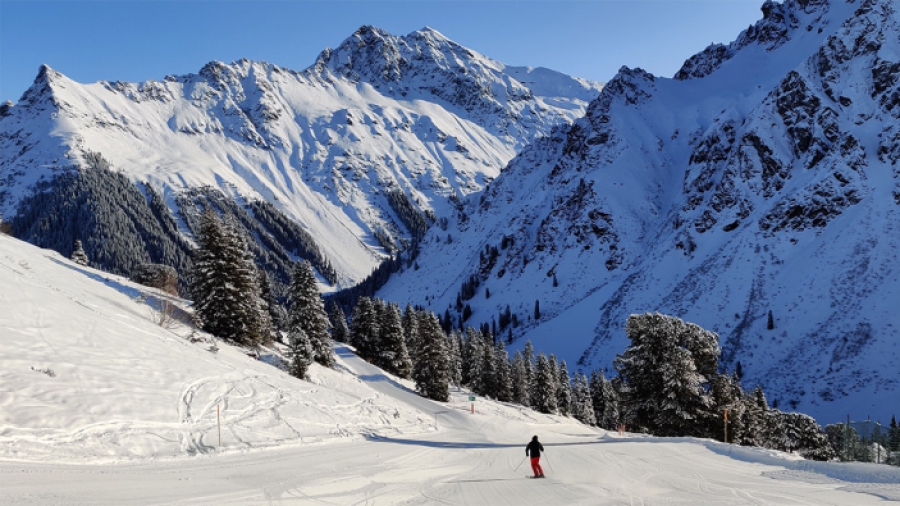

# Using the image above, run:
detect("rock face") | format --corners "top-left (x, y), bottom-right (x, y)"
top-left (379, 0), bottom-right (900, 422)
top-left (0, 27), bottom-right (602, 289)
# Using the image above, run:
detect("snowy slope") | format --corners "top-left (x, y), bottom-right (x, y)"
top-left (379, 0), bottom-right (900, 423)
top-left (0, 233), bottom-right (434, 462)
top-left (2, 232), bottom-right (900, 505)
top-left (0, 26), bottom-right (601, 287)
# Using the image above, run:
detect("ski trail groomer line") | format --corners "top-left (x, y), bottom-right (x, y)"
top-left (525, 435), bottom-right (545, 478)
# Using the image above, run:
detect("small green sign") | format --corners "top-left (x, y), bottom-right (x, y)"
top-left (468, 395), bottom-right (476, 401)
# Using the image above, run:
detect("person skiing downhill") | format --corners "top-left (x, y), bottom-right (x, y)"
top-left (525, 435), bottom-right (545, 478)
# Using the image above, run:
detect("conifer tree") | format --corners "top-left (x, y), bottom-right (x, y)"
top-left (402, 303), bottom-right (420, 357)
top-left (613, 313), bottom-right (719, 437)
top-left (413, 312), bottom-right (450, 401)
top-left (258, 270), bottom-right (285, 335)
top-left (740, 385), bottom-right (771, 447)
top-left (446, 329), bottom-right (463, 387)
top-left (288, 260), bottom-right (334, 367)
top-left (589, 370), bottom-right (607, 428)
top-left (522, 340), bottom-right (535, 406)
top-left (511, 351), bottom-right (530, 406)
top-left (329, 303), bottom-right (350, 343)
top-left (377, 302), bottom-right (412, 378)
top-left (464, 327), bottom-right (485, 392)
top-left (191, 209), bottom-right (269, 347)
top-left (493, 341), bottom-right (513, 402)
top-left (480, 337), bottom-right (497, 398)
top-left (286, 328), bottom-right (314, 379)
top-left (350, 296), bottom-right (379, 361)
top-left (71, 239), bottom-right (89, 266)
top-left (557, 360), bottom-right (573, 417)
top-left (532, 353), bottom-right (558, 414)
top-left (572, 372), bottom-right (597, 426)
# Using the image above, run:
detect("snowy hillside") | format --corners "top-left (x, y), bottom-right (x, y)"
top-left (0, 26), bottom-right (601, 288)
top-left (0, 233), bottom-right (434, 462)
top-left (379, 0), bottom-right (900, 423)
top-left (2, 232), bottom-right (899, 505)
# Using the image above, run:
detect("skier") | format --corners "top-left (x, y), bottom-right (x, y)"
top-left (525, 435), bottom-right (545, 478)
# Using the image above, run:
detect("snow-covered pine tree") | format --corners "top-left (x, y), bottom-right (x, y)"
top-left (258, 270), bottom-right (285, 336)
top-left (602, 374), bottom-right (621, 430)
top-left (329, 303), bottom-right (350, 343)
top-left (479, 337), bottom-right (498, 398)
top-left (71, 239), bottom-right (89, 266)
top-left (493, 341), bottom-right (513, 402)
top-left (589, 370), bottom-right (607, 428)
top-left (412, 312), bottom-right (450, 402)
top-left (288, 260), bottom-right (334, 367)
top-left (557, 360), bottom-right (573, 417)
top-left (446, 329), bottom-right (463, 387)
top-left (511, 351), bottom-right (530, 406)
top-left (377, 302), bottom-right (412, 378)
top-left (463, 327), bottom-right (485, 392)
top-left (613, 312), bottom-right (718, 437)
top-left (350, 296), bottom-right (380, 361)
top-left (572, 372), bottom-right (596, 426)
top-left (532, 353), bottom-right (558, 414)
top-left (286, 327), bottom-right (314, 379)
top-left (777, 412), bottom-right (835, 461)
top-left (402, 303), bottom-right (420, 357)
top-left (741, 385), bottom-right (778, 448)
top-left (191, 209), bottom-right (270, 347)
top-left (523, 340), bottom-right (535, 392)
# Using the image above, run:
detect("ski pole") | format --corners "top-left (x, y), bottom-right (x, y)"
top-left (544, 453), bottom-right (554, 473)
top-left (514, 456), bottom-right (527, 472)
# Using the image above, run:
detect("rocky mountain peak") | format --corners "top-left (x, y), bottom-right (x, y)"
top-left (675, 0), bottom-right (843, 81)
top-left (18, 64), bottom-right (66, 108)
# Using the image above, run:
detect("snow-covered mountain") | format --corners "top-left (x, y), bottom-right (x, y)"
top-left (0, 26), bottom-right (602, 288)
top-left (379, 0), bottom-right (900, 423)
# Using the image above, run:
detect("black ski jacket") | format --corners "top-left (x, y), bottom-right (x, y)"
top-left (526, 440), bottom-right (544, 458)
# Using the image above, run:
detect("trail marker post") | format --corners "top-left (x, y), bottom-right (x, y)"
top-left (217, 404), bottom-right (221, 448)
top-left (469, 395), bottom-right (475, 414)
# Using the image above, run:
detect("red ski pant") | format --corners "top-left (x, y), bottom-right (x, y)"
top-left (530, 456), bottom-right (543, 476)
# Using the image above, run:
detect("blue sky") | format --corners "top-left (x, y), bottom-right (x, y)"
top-left (0, 0), bottom-right (764, 103)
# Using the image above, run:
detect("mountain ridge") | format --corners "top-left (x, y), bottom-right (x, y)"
top-left (0, 26), bottom-right (602, 291)
top-left (377, 0), bottom-right (899, 422)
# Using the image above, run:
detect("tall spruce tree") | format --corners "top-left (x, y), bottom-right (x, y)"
top-left (464, 327), bottom-right (486, 393)
top-left (191, 209), bottom-right (270, 347)
top-left (572, 372), bottom-right (597, 426)
top-left (287, 328), bottom-right (314, 379)
top-left (329, 303), bottom-right (350, 343)
top-left (446, 329), bottom-right (463, 387)
top-left (557, 360), bottom-right (573, 417)
top-left (288, 260), bottom-right (334, 367)
top-left (377, 302), bottom-right (412, 378)
top-left (532, 353), bottom-right (558, 414)
top-left (522, 340), bottom-right (535, 406)
top-left (402, 303), bottom-right (420, 357)
top-left (413, 312), bottom-right (450, 401)
top-left (511, 351), bottom-right (530, 406)
top-left (493, 341), bottom-right (513, 402)
top-left (350, 296), bottom-right (380, 361)
top-left (613, 313), bottom-right (719, 437)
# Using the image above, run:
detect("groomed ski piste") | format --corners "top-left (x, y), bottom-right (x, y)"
top-left (1, 232), bottom-right (899, 505)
